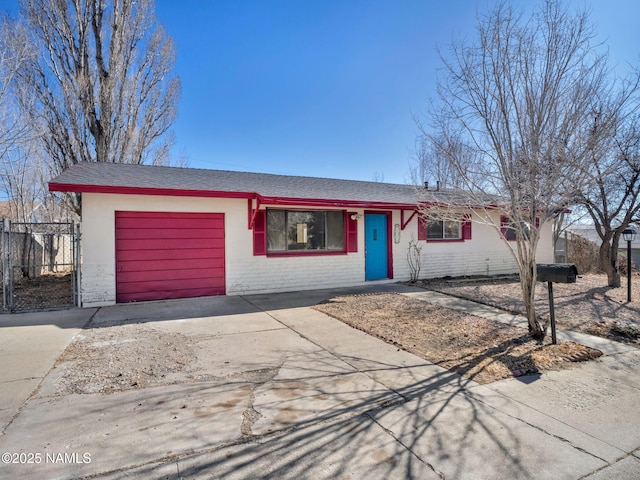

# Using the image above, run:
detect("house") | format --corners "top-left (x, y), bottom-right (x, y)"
top-left (49, 162), bottom-right (554, 307)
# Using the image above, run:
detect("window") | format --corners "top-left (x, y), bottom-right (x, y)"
top-left (427, 220), bottom-right (461, 240)
top-left (418, 215), bottom-right (471, 241)
top-left (267, 210), bottom-right (345, 253)
top-left (501, 216), bottom-right (539, 241)
top-left (503, 222), bottom-right (519, 241)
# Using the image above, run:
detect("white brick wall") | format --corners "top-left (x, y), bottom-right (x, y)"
top-left (390, 210), bottom-right (554, 281)
top-left (80, 194), bottom-right (369, 305)
top-left (227, 254), bottom-right (365, 295)
top-left (79, 194), bottom-right (554, 306)
top-left (222, 202), bottom-right (367, 295)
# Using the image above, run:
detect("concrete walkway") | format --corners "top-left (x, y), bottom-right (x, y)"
top-left (0, 285), bottom-right (639, 479)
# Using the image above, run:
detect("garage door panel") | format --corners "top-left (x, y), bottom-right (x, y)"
top-left (117, 264), bottom-right (224, 282)
top-left (115, 211), bottom-right (225, 302)
top-left (116, 211), bottom-right (217, 220)
top-left (117, 286), bottom-right (224, 303)
top-left (116, 214), bottom-right (224, 230)
top-left (116, 237), bottom-right (224, 251)
top-left (116, 216), bottom-right (225, 229)
top-left (116, 248), bottom-right (224, 262)
top-left (117, 283), bottom-right (225, 301)
top-left (116, 227), bottom-right (225, 240)
top-left (117, 279), bottom-right (225, 294)
top-left (116, 249), bottom-right (224, 263)
top-left (117, 276), bottom-right (225, 294)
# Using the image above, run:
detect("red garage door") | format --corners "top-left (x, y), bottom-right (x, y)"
top-left (115, 211), bottom-right (225, 303)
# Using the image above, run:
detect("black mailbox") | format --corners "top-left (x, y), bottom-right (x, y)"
top-left (536, 263), bottom-right (578, 284)
top-left (537, 263), bottom-right (579, 345)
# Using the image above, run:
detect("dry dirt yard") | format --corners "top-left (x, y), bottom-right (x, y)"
top-left (54, 323), bottom-right (199, 395)
top-left (12, 272), bottom-right (74, 311)
top-left (314, 293), bottom-right (601, 385)
top-left (421, 273), bottom-right (640, 345)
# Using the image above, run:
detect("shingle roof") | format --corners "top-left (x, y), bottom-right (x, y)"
top-left (49, 162), bottom-right (436, 207)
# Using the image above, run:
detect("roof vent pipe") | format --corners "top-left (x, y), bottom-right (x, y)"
top-left (437, 180), bottom-right (440, 191)
top-left (424, 181), bottom-right (428, 190)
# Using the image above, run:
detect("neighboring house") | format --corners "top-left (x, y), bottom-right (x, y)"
top-left (49, 162), bottom-right (554, 307)
top-left (0, 199), bottom-right (77, 224)
top-left (0, 200), bottom-right (43, 222)
top-left (0, 201), bottom-right (11, 219)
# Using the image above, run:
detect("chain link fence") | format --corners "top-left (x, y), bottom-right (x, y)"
top-left (1, 220), bottom-right (80, 312)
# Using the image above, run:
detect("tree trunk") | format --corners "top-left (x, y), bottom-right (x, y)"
top-left (599, 239), bottom-right (621, 287)
top-left (520, 266), bottom-right (544, 340)
top-left (20, 231), bottom-right (32, 279)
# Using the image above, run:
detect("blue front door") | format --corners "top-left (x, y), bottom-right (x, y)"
top-left (365, 213), bottom-right (389, 280)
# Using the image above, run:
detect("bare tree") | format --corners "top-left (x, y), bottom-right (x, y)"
top-left (15, 0), bottom-right (180, 214)
top-left (578, 101), bottom-right (640, 287)
top-left (0, 14), bottom-right (57, 224)
top-left (0, 137), bottom-right (72, 223)
top-left (0, 145), bottom-right (44, 222)
top-left (372, 171), bottom-right (385, 183)
top-left (418, 1), bottom-right (611, 339)
top-left (0, 14), bottom-right (30, 160)
top-left (409, 125), bottom-right (476, 190)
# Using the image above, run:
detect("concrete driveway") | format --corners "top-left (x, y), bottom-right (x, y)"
top-left (1, 284), bottom-right (639, 479)
top-left (0, 307), bottom-right (97, 433)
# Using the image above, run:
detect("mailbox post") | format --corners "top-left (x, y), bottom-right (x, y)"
top-left (536, 264), bottom-right (578, 344)
top-left (623, 228), bottom-right (636, 302)
top-left (547, 282), bottom-right (558, 344)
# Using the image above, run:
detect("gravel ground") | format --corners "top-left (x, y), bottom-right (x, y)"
top-left (54, 323), bottom-right (198, 395)
top-left (419, 273), bottom-right (640, 345)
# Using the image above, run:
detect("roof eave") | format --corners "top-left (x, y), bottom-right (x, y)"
top-left (48, 183), bottom-right (419, 210)
top-left (48, 183), bottom-right (256, 200)
top-left (259, 195), bottom-right (417, 210)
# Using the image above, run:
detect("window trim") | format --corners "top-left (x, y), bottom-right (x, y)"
top-left (418, 214), bottom-right (472, 242)
top-left (426, 219), bottom-right (463, 241)
top-left (265, 208), bottom-right (349, 256)
top-left (500, 216), bottom-right (539, 241)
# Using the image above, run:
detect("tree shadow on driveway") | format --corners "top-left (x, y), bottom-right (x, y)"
top-left (84, 352), bottom-right (605, 480)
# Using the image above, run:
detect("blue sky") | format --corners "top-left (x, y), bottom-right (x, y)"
top-left (3, 0), bottom-right (640, 184)
top-left (155, 0), bottom-right (474, 183)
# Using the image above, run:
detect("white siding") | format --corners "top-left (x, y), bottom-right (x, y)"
top-left (80, 193), bottom-right (555, 306)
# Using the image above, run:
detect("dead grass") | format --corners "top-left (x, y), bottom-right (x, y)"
top-left (420, 273), bottom-right (640, 345)
top-left (12, 272), bottom-right (74, 311)
top-left (314, 293), bottom-right (600, 384)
